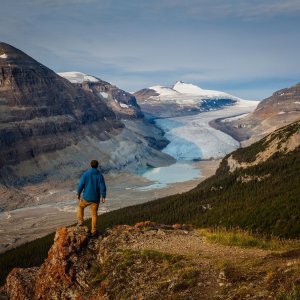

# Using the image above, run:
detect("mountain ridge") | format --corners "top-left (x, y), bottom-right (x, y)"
top-left (215, 82), bottom-right (300, 145)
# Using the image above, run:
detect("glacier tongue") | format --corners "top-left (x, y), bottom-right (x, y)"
top-left (155, 103), bottom-right (257, 160)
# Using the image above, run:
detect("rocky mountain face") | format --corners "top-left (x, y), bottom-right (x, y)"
top-left (58, 71), bottom-right (143, 119)
top-left (1, 222), bottom-right (299, 299)
top-left (0, 42), bottom-right (121, 168)
top-left (217, 83), bottom-right (300, 145)
top-left (0, 42), bottom-right (173, 210)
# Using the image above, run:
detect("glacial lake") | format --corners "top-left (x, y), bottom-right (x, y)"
top-left (136, 162), bottom-right (202, 191)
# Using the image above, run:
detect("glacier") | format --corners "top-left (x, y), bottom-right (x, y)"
top-left (156, 101), bottom-right (257, 161)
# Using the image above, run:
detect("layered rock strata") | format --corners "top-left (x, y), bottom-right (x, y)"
top-left (218, 83), bottom-right (300, 145)
top-left (0, 42), bottom-right (121, 168)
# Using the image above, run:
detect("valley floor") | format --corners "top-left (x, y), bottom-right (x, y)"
top-left (0, 160), bottom-right (219, 254)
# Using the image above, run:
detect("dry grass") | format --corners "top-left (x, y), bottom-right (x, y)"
top-left (198, 228), bottom-right (300, 251)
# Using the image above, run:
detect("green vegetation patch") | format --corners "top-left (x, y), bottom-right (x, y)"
top-left (115, 248), bottom-right (182, 265)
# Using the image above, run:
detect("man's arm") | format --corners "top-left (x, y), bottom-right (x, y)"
top-left (99, 174), bottom-right (107, 203)
top-left (77, 174), bottom-right (85, 200)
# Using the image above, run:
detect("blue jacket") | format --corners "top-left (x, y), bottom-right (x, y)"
top-left (77, 168), bottom-right (107, 203)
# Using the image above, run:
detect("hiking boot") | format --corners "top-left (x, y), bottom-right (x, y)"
top-left (90, 231), bottom-right (99, 239)
top-left (76, 223), bottom-right (83, 229)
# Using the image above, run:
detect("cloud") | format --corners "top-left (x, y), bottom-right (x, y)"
top-left (159, 0), bottom-right (300, 20)
top-left (0, 0), bottom-right (299, 100)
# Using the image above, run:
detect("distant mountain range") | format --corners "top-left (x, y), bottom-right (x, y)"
top-left (134, 81), bottom-right (256, 117)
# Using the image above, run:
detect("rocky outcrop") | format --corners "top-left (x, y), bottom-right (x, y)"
top-left (2, 222), bottom-right (299, 299)
top-left (3, 226), bottom-right (91, 299)
top-left (0, 42), bottom-right (122, 168)
top-left (1, 223), bottom-right (196, 299)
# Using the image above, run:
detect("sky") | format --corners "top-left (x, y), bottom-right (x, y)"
top-left (1, 0), bottom-right (300, 100)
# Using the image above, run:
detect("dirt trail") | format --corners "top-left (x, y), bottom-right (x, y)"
top-left (128, 229), bottom-right (269, 261)
top-left (110, 224), bottom-right (300, 299)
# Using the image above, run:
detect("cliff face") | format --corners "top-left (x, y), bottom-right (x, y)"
top-left (0, 42), bottom-right (122, 167)
top-left (2, 223), bottom-right (299, 299)
top-left (58, 71), bottom-right (143, 120)
top-left (81, 79), bottom-right (143, 119)
top-left (255, 82), bottom-right (300, 117)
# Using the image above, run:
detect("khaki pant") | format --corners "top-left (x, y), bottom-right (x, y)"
top-left (77, 199), bottom-right (99, 234)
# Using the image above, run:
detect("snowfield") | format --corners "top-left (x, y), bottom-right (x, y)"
top-left (155, 101), bottom-right (258, 160)
top-left (147, 81), bottom-right (242, 105)
top-left (58, 71), bottom-right (99, 83)
top-left (100, 92), bottom-right (108, 99)
top-left (119, 102), bottom-right (130, 108)
top-left (149, 85), bottom-right (180, 97)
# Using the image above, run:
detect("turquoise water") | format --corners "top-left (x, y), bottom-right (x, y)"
top-left (136, 162), bottom-right (202, 191)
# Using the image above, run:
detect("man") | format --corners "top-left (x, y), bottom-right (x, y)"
top-left (77, 160), bottom-right (106, 237)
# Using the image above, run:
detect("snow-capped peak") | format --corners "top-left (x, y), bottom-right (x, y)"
top-left (147, 81), bottom-right (241, 102)
top-left (149, 85), bottom-right (181, 97)
top-left (58, 71), bottom-right (99, 84)
top-left (172, 81), bottom-right (205, 95)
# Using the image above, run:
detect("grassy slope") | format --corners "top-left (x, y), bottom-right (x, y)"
top-left (1, 121), bottom-right (299, 285)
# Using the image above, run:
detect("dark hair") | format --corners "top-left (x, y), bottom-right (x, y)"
top-left (90, 160), bottom-right (99, 168)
